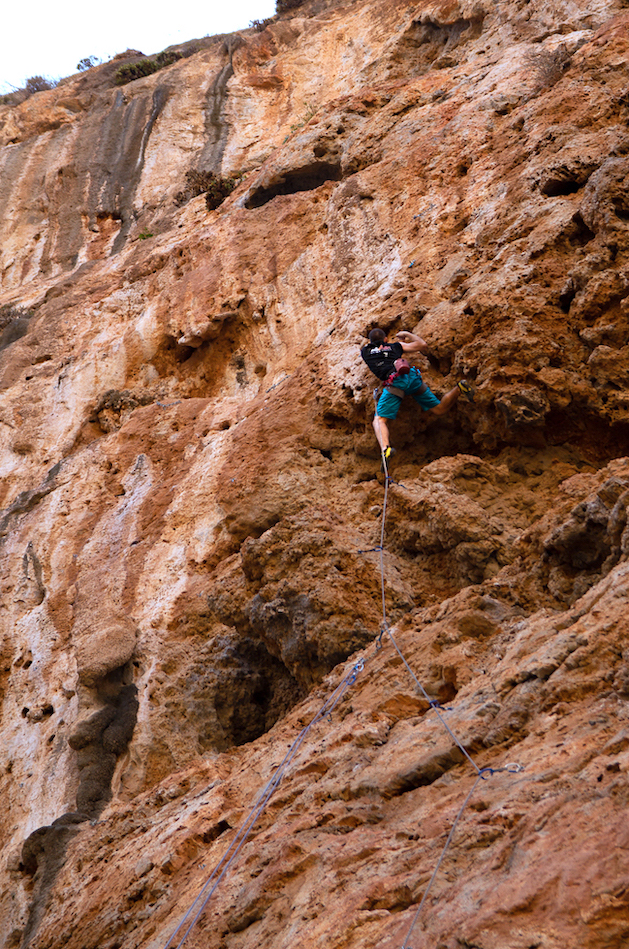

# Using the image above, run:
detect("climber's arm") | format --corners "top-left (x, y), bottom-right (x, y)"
top-left (395, 331), bottom-right (430, 355)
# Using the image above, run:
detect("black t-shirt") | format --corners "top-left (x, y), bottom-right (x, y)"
top-left (360, 341), bottom-right (404, 381)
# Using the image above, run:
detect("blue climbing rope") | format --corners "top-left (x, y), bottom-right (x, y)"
top-left (383, 622), bottom-right (482, 775)
top-left (161, 436), bottom-right (523, 949)
top-left (399, 762), bottom-right (523, 948)
top-left (373, 444), bottom-right (523, 949)
top-left (162, 656), bottom-right (367, 949)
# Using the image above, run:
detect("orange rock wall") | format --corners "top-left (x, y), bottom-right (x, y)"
top-left (1, 1), bottom-right (629, 947)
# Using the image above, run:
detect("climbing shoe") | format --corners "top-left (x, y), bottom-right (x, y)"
top-left (381, 446), bottom-right (396, 471)
top-left (457, 380), bottom-right (475, 403)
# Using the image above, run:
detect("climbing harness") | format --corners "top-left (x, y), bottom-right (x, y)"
top-left (384, 357), bottom-right (411, 386)
top-left (374, 367), bottom-right (428, 401)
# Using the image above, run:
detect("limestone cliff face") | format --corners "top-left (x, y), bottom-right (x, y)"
top-left (1, 1), bottom-right (629, 947)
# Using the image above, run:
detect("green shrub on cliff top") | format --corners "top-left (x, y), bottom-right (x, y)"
top-left (114, 50), bottom-right (182, 85)
top-left (1, 76), bottom-right (57, 104)
top-left (25, 75), bottom-right (56, 94)
top-left (250, 17), bottom-right (275, 31)
top-left (77, 56), bottom-right (101, 72)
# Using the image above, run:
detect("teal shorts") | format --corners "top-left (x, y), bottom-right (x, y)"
top-left (376, 369), bottom-right (440, 419)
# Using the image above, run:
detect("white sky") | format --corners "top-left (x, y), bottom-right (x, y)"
top-left (1, 1), bottom-right (277, 94)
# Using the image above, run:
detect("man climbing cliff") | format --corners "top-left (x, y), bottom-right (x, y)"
top-left (360, 327), bottom-right (474, 462)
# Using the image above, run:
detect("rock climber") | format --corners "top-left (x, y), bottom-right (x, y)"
top-left (360, 327), bottom-right (474, 463)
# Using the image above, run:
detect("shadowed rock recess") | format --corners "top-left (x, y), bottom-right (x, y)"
top-left (1, 1), bottom-right (629, 947)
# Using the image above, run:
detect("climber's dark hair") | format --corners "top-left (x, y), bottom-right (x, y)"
top-left (368, 327), bottom-right (386, 344)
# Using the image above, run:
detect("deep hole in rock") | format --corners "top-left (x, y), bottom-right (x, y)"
top-left (323, 412), bottom-right (353, 432)
top-left (545, 411), bottom-right (629, 462)
top-left (559, 282), bottom-right (577, 313)
top-left (200, 819), bottom-right (230, 844)
top-left (613, 200), bottom-right (629, 221)
top-left (150, 334), bottom-right (196, 376)
top-left (398, 415), bottom-right (479, 467)
top-left (245, 161), bottom-right (342, 209)
top-left (189, 636), bottom-right (305, 752)
top-left (540, 176), bottom-right (582, 197)
top-left (568, 211), bottom-right (596, 246)
top-left (383, 746), bottom-right (468, 798)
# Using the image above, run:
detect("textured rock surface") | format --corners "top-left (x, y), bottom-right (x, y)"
top-left (1, 1), bottom-right (629, 947)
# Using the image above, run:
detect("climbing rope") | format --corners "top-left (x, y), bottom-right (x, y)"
top-left (373, 444), bottom-right (523, 948)
top-left (162, 432), bottom-right (522, 949)
top-left (379, 452), bottom-right (391, 624)
top-left (162, 655), bottom-right (368, 949)
top-left (400, 761), bottom-right (522, 949)
top-left (384, 622), bottom-right (481, 775)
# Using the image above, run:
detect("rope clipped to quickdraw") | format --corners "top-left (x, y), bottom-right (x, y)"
top-left (399, 762), bottom-right (524, 949)
top-left (368, 437), bottom-right (523, 949)
top-left (384, 622), bottom-right (481, 776)
top-left (163, 406), bottom-right (524, 949)
top-left (162, 657), bottom-right (367, 949)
